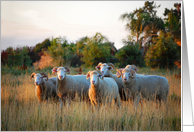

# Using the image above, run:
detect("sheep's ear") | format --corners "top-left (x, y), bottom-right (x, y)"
top-left (107, 63), bottom-right (114, 70)
top-left (108, 66), bottom-right (113, 70)
top-left (40, 72), bottom-right (48, 81)
top-left (95, 66), bottom-right (101, 70)
top-left (116, 69), bottom-right (122, 78)
top-left (131, 70), bottom-right (136, 79)
top-left (52, 67), bottom-right (58, 74)
top-left (64, 66), bottom-right (70, 74)
top-left (86, 71), bottom-right (91, 79)
top-left (30, 72), bottom-right (36, 81)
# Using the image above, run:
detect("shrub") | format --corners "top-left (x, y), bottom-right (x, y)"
top-left (144, 31), bottom-right (179, 68)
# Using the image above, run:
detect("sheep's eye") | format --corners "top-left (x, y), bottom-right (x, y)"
top-left (98, 75), bottom-right (102, 77)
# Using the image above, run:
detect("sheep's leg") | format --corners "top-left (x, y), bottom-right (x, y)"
top-left (134, 93), bottom-right (141, 111)
top-left (59, 98), bottom-right (63, 111)
top-left (115, 93), bottom-right (121, 108)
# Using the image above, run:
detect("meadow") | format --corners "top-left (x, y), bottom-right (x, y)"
top-left (1, 66), bottom-right (181, 131)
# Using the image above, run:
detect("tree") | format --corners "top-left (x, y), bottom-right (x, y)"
top-left (81, 33), bottom-right (112, 67)
top-left (119, 8), bottom-right (145, 44)
top-left (48, 36), bottom-right (76, 66)
top-left (163, 3), bottom-right (181, 69)
top-left (35, 38), bottom-right (51, 53)
top-left (144, 31), bottom-right (179, 68)
top-left (120, 1), bottom-right (164, 49)
top-left (115, 42), bottom-right (142, 67)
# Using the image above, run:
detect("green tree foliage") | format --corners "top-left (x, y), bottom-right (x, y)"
top-left (48, 37), bottom-right (76, 66)
top-left (144, 31), bottom-right (179, 68)
top-left (35, 38), bottom-right (51, 53)
top-left (81, 33), bottom-right (112, 67)
top-left (120, 1), bottom-right (163, 49)
top-left (5, 46), bottom-right (32, 67)
top-left (115, 42), bottom-right (142, 67)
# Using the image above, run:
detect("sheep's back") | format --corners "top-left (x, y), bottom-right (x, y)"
top-left (134, 75), bottom-right (169, 98)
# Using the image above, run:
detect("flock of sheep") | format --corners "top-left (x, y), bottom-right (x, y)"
top-left (30, 62), bottom-right (169, 109)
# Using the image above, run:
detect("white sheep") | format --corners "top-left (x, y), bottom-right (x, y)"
top-left (30, 72), bottom-right (59, 103)
top-left (86, 70), bottom-right (121, 108)
top-left (125, 64), bottom-right (139, 72)
top-left (116, 68), bottom-right (169, 108)
top-left (52, 66), bottom-right (90, 109)
top-left (95, 62), bottom-right (126, 101)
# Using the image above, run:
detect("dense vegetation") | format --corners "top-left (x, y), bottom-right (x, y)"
top-left (1, 1), bottom-right (181, 69)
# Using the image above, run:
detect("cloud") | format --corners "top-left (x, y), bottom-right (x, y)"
top-left (1, 19), bottom-right (54, 39)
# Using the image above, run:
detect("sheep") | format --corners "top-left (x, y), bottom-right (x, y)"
top-left (116, 68), bottom-right (169, 108)
top-left (95, 62), bottom-right (126, 101)
top-left (86, 70), bottom-right (121, 108)
top-left (30, 72), bottom-right (59, 103)
top-left (125, 64), bottom-right (139, 72)
top-left (52, 66), bottom-right (90, 109)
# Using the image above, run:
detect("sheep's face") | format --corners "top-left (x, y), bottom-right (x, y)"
top-left (34, 74), bottom-right (44, 86)
top-left (56, 67), bottom-right (69, 81)
top-left (87, 71), bottom-right (103, 86)
top-left (96, 63), bottom-right (113, 77)
top-left (116, 69), bottom-right (136, 84)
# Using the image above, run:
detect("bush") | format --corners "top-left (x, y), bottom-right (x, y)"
top-left (115, 42), bottom-right (143, 67)
top-left (144, 31), bottom-right (179, 68)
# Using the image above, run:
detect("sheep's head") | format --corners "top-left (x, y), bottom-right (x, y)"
top-left (116, 68), bottom-right (136, 84)
top-left (125, 64), bottom-right (139, 72)
top-left (95, 62), bottom-right (114, 77)
top-left (30, 72), bottom-right (48, 86)
top-left (52, 66), bottom-right (70, 81)
top-left (86, 70), bottom-right (103, 86)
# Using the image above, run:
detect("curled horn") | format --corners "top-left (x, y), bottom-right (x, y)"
top-left (52, 66), bottom-right (58, 74)
top-left (64, 66), bottom-right (70, 74)
top-left (107, 63), bottom-right (115, 69)
top-left (30, 72), bottom-right (36, 81)
top-left (130, 70), bottom-right (136, 79)
top-left (97, 62), bottom-right (103, 67)
top-left (40, 72), bottom-right (48, 81)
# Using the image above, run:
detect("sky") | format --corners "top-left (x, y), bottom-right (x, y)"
top-left (1, 1), bottom-right (181, 51)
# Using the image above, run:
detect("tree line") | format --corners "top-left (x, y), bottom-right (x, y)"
top-left (1, 1), bottom-right (181, 69)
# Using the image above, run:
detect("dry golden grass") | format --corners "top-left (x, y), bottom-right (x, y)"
top-left (1, 67), bottom-right (181, 131)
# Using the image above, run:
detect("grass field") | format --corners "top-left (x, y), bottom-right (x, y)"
top-left (1, 66), bottom-right (181, 131)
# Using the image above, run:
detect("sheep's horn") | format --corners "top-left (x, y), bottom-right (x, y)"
top-left (97, 62), bottom-right (103, 66)
top-left (30, 72), bottom-right (36, 81)
top-left (64, 66), bottom-right (70, 74)
top-left (107, 63), bottom-right (114, 69)
top-left (125, 65), bottom-right (131, 69)
top-left (131, 65), bottom-right (139, 72)
top-left (40, 72), bottom-right (48, 81)
top-left (52, 66), bottom-right (58, 74)
top-left (130, 70), bottom-right (136, 79)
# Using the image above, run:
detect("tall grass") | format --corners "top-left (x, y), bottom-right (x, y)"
top-left (1, 67), bottom-right (181, 131)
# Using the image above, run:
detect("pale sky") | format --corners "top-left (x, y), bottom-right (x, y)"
top-left (1, 1), bottom-right (181, 51)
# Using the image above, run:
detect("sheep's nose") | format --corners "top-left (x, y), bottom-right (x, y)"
top-left (124, 78), bottom-right (127, 81)
top-left (35, 82), bottom-right (38, 85)
top-left (59, 76), bottom-right (63, 79)
top-left (101, 71), bottom-right (104, 73)
top-left (92, 81), bottom-right (95, 84)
